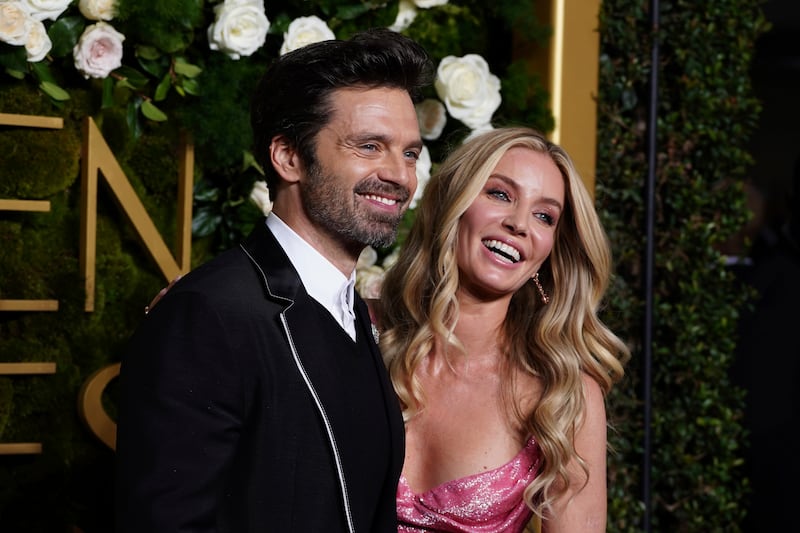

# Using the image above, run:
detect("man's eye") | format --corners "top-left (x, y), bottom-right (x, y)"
top-left (405, 150), bottom-right (420, 160)
top-left (361, 144), bottom-right (378, 151)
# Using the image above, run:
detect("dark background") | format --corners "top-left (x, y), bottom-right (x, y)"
top-left (749, 0), bottom-right (800, 223)
top-left (736, 1), bottom-right (800, 531)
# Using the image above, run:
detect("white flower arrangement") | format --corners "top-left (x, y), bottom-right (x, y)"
top-left (355, 247), bottom-right (386, 300)
top-left (78, 0), bottom-right (117, 22)
top-left (207, 0), bottom-right (270, 60)
top-left (73, 21), bottom-right (125, 79)
top-left (435, 54), bottom-right (502, 130)
top-left (410, 144), bottom-right (432, 209)
top-left (389, 0), bottom-right (417, 32)
top-left (17, 0), bottom-right (72, 22)
top-left (0, 1), bottom-right (56, 62)
top-left (413, 0), bottom-right (449, 8)
top-left (23, 17), bottom-right (49, 62)
top-left (0, 2), bottom-right (34, 47)
top-left (279, 15), bottom-right (335, 55)
top-left (249, 180), bottom-right (273, 216)
top-left (415, 98), bottom-right (447, 141)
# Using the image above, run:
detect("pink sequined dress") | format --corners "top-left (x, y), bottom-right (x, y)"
top-left (396, 437), bottom-right (542, 532)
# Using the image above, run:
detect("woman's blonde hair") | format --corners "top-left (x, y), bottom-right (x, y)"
top-left (378, 127), bottom-right (630, 516)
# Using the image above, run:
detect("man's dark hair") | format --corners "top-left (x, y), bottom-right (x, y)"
top-left (250, 28), bottom-right (434, 200)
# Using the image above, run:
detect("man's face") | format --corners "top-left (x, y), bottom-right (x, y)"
top-left (301, 86), bottom-right (422, 250)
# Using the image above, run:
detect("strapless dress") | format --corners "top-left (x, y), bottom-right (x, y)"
top-left (397, 437), bottom-right (541, 532)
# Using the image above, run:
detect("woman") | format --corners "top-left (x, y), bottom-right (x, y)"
top-left (378, 127), bottom-right (630, 532)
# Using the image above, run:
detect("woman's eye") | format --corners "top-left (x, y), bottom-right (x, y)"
top-left (488, 189), bottom-right (510, 201)
top-left (536, 212), bottom-right (556, 226)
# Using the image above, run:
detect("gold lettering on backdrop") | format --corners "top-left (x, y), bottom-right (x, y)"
top-left (77, 363), bottom-right (121, 450)
top-left (0, 114), bottom-right (63, 455)
top-left (77, 117), bottom-right (195, 449)
top-left (1, 112), bottom-right (195, 451)
top-left (0, 360), bottom-right (58, 455)
top-left (80, 116), bottom-right (194, 311)
top-left (0, 112), bottom-right (63, 129)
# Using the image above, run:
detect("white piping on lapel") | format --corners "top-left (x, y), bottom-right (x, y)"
top-left (240, 244), bottom-right (356, 533)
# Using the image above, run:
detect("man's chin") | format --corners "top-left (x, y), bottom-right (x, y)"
top-left (363, 223), bottom-right (400, 249)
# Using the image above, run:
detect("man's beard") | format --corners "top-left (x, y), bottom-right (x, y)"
top-left (301, 159), bottom-right (411, 250)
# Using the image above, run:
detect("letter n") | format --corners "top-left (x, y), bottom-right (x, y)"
top-left (80, 117), bottom-right (193, 311)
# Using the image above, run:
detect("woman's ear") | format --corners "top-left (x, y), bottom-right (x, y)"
top-left (269, 136), bottom-right (302, 184)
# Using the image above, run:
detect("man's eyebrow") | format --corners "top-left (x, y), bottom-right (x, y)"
top-left (349, 133), bottom-right (423, 151)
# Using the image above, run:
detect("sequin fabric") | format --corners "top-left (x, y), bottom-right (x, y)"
top-left (397, 437), bottom-right (541, 532)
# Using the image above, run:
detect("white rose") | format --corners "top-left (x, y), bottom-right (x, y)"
top-left (0, 2), bottom-right (33, 46)
top-left (279, 15), bottom-right (334, 56)
top-left (17, 0), bottom-right (71, 21)
top-left (413, 0), bottom-right (448, 8)
top-left (382, 248), bottom-right (400, 269)
top-left (73, 22), bottom-right (125, 79)
top-left (356, 265), bottom-right (386, 300)
top-left (415, 98), bottom-right (447, 141)
top-left (410, 145), bottom-right (431, 209)
top-left (249, 180), bottom-right (273, 216)
top-left (389, 0), bottom-right (417, 32)
top-left (463, 123), bottom-right (495, 143)
top-left (357, 246), bottom-right (379, 269)
top-left (24, 18), bottom-right (50, 62)
top-left (435, 54), bottom-right (502, 129)
top-left (207, 0), bottom-right (269, 60)
top-left (78, 0), bottom-right (117, 21)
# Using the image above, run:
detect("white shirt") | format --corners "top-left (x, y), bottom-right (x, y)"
top-left (266, 214), bottom-right (357, 340)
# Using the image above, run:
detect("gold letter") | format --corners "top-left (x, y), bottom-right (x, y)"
top-left (80, 117), bottom-right (194, 311)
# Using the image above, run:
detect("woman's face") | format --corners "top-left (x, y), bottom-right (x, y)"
top-left (455, 147), bottom-right (565, 302)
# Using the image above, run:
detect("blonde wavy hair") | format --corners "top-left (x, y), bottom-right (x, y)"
top-left (378, 127), bottom-right (630, 517)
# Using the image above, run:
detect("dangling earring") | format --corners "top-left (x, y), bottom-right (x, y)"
top-left (532, 272), bottom-right (550, 304)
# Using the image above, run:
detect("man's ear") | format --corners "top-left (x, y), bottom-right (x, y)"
top-left (269, 136), bottom-right (303, 184)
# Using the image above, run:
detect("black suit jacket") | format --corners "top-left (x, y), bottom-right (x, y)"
top-left (115, 220), bottom-right (405, 532)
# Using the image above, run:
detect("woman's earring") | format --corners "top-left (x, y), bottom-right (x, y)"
top-left (532, 272), bottom-right (550, 304)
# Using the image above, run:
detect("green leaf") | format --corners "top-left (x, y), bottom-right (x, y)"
top-left (30, 61), bottom-right (57, 84)
top-left (101, 76), bottom-right (115, 109)
top-left (242, 151), bottom-right (265, 175)
top-left (39, 81), bottom-right (70, 101)
top-left (136, 55), bottom-right (168, 79)
top-left (126, 101), bottom-right (141, 140)
top-left (4, 67), bottom-right (25, 80)
top-left (154, 74), bottom-right (171, 101)
top-left (335, 4), bottom-right (372, 20)
top-left (192, 207), bottom-right (223, 238)
top-left (116, 78), bottom-right (136, 91)
top-left (136, 45), bottom-right (162, 61)
top-left (181, 78), bottom-right (200, 96)
top-left (115, 65), bottom-right (150, 89)
top-left (47, 15), bottom-right (85, 57)
top-left (174, 59), bottom-right (202, 78)
top-left (140, 100), bottom-right (168, 122)
top-left (0, 45), bottom-right (27, 73)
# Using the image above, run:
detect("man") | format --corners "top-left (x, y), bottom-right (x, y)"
top-left (115, 29), bottom-right (433, 532)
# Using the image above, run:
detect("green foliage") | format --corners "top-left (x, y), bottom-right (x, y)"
top-left (596, 0), bottom-right (768, 530)
top-left (0, 84), bottom-right (81, 198)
